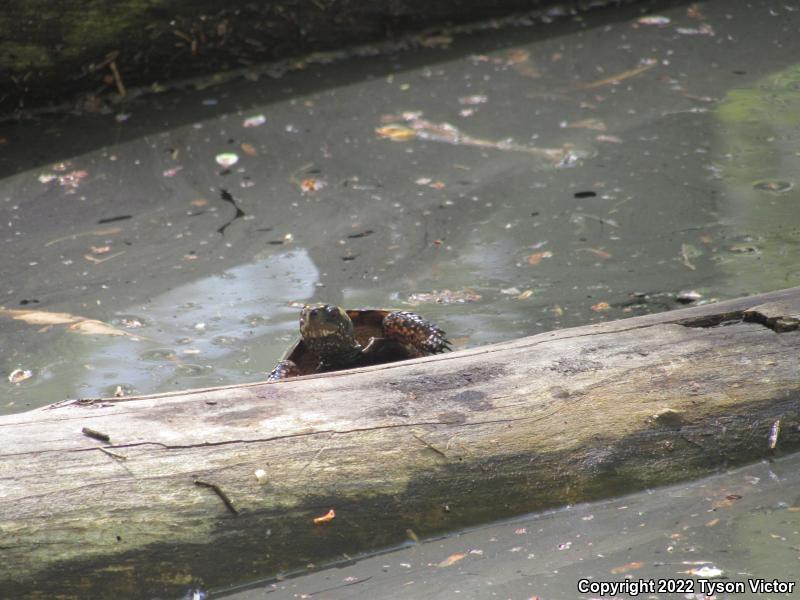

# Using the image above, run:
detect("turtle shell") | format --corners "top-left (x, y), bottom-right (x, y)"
top-left (278, 309), bottom-right (414, 377)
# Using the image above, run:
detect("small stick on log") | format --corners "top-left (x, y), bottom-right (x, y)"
top-left (81, 427), bottom-right (110, 442)
top-left (194, 479), bottom-right (239, 515)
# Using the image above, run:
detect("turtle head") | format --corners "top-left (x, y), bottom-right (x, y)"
top-left (299, 304), bottom-right (358, 361)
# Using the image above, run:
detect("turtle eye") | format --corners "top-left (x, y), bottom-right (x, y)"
top-left (325, 305), bottom-right (339, 316)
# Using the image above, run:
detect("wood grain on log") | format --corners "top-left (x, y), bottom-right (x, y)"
top-left (1, 287), bottom-right (799, 599)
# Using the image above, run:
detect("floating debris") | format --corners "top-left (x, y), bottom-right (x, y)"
top-left (163, 166), bottom-right (183, 177)
top-left (637, 15), bottom-right (671, 26)
top-left (243, 114), bottom-right (267, 128)
top-left (681, 243), bottom-right (701, 270)
top-left (408, 289), bottom-right (482, 304)
top-left (591, 301), bottom-right (611, 312)
top-left (458, 94), bottom-right (488, 105)
top-left (240, 143), bottom-right (258, 156)
top-left (377, 112), bottom-right (573, 164)
top-left (0, 308), bottom-right (131, 337)
top-left (686, 565), bottom-right (724, 578)
top-left (300, 178), bottom-right (326, 192)
top-left (8, 368), bottom-right (33, 384)
top-left (527, 250), bottom-right (553, 265)
top-left (753, 180), bottom-right (793, 194)
top-left (561, 118), bottom-right (607, 131)
top-left (215, 153), bottom-right (239, 168)
top-left (580, 61), bottom-right (656, 90)
top-left (610, 561), bottom-right (643, 574)
top-left (437, 552), bottom-right (466, 568)
top-left (676, 24), bottom-right (715, 36)
top-left (313, 508), bottom-right (336, 524)
top-left (676, 290), bottom-right (703, 303)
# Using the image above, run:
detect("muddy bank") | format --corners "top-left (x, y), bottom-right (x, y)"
top-left (2, 0), bottom-right (647, 116)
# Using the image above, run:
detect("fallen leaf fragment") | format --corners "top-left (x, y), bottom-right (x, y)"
top-left (0, 308), bottom-right (130, 337)
top-left (8, 368), bottom-right (33, 384)
top-left (591, 301), bottom-right (611, 312)
top-left (517, 290), bottom-right (534, 300)
top-left (687, 565), bottom-right (723, 578)
top-left (637, 15), bottom-right (670, 26)
top-left (407, 289), bottom-right (482, 304)
top-left (215, 153), bottom-right (239, 168)
top-left (595, 134), bottom-right (623, 144)
top-left (241, 143), bottom-right (258, 156)
top-left (376, 124), bottom-right (416, 141)
top-left (706, 518), bottom-right (720, 527)
top-left (610, 561), bottom-right (643, 574)
top-left (458, 95), bottom-right (488, 105)
top-left (243, 114), bottom-right (267, 128)
top-left (561, 119), bottom-right (607, 131)
top-left (90, 245), bottom-right (112, 255)
top-left (313, 508), bottom-right (336, 524)
top-left (579, 248), bottom-right (612, 259)
top-left (300, 178), bottom-right (326, 192)
top-left (437, 552), bottom-right (466, 568)
top-left (84, 250), bottom-right (126, 264)
top-left (527, 251), bottom-right (553, 265)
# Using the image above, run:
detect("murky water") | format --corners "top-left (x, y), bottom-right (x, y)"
top-left (2, 0), bottom-right (800, 597)
top-left (3, 0), bottom-right (799, 411)
top-left (217, 454), bottom-right (800, 599)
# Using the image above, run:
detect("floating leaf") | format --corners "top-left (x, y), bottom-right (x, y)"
top-left (243, 114), bottom-right (267, 128)
top-left (0, 308), bottom-right (131, 337)
top-left (215, 153), bottom-right (239, 168)
top-left (8, 368), bottom-right (33, 384)
top-left (376, 124), bottom-right (416, 141)
top-left (591, 301), bottom-right (611, 312)
top-left (637, 15), bottom-right (670, 25)
top-left (300, 178), bottom-right (326, 192)
top-left (240, 143), bottom-right (258, 156)
top-left (313, 508), bottom-right (336, 524)
top-left (527, 251), bottom-right (553, 265)
top-left (610, 561), bottom-right (643, 574)
top-left (437, 552), bottom-right (466, 568)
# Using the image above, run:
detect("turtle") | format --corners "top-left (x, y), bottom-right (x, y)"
top-left (267, 303), bottom-right (451, 381)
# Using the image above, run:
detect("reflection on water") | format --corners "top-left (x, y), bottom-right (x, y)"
top-left (2, 251), bottom-right (317, 407)
top-left (219, 454), bottom-right (800, 599)
top-left (85, 249), bottom-right (319, 394)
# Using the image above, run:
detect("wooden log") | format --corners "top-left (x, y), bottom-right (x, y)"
top-left (1, 287), bottom-right (800, 599)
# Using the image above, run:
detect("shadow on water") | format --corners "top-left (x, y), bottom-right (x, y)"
top-left (0, 1), bottom-right (692, 179)
top-left (218, 454), bottom-right (800, 599)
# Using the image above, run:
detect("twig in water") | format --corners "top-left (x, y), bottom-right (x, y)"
top-left (109, 61), bottom-right (126, 98)
top-left (194, 479), bottom-right (239, 515)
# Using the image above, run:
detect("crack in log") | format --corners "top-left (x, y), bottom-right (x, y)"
top-left (679, 308), bottom-right (799, 333)
top-left (0, 416), bottom-right (534, 459)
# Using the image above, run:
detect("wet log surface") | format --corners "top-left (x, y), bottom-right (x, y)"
top-left (2, 0), bottom-right (642, 115)
top-left (1, 287), bottom-right (800, 598)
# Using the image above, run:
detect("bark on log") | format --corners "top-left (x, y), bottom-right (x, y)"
top-left (1, 0), bottom-right (639, 116)
top-left (2, 288), bottom-right (800, 599)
